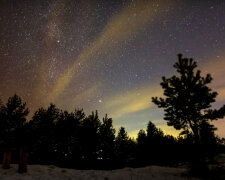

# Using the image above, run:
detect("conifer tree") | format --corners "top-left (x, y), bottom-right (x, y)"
top-left (0, 94), bottom-right (29, 147)
top-left (115, 127), bottom-right (135, 165)
top-left (152, 54), bottom-right (225, 143)
top-left (1, 94), bottom-right (29, 132)
top-left (99, 114), bottom-right (115, 160)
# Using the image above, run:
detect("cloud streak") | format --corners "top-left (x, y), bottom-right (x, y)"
top-left (46, 0), bottom-right (172, 102)
top-left (202, 54), bottom-right (225, 102)
top-left (102, 84), bottom-right (163, 119)
top-left (201, 54), bottom-right (225, 138)
top-left (73, 83), bottom-right (101, 106)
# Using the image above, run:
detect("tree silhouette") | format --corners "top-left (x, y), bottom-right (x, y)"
top-left (146, 121), bottom-right (165, 163)
top-left (146, 121), bottom-right (164, 142)
top-left (29, 104), bottom-right (60, 163)
top-left (115, 127), bottom-right (135, 166)
top-left (0, 94), bottom-right (29, 148)
top-left (136, 129), bottom-right (147, 164)
top-left (199, 120), bottom-right (217, 146)
top-left (80, 110), bottom-right (101, 162)
top-left (1, 94), bottom-right (29, 132)
top-left (54, 109), bottom-right (84, 165)
top-left (0, 91), bottom-right (223, 170)
top-left (152, 54), bottom-right (225, 144)
top-left (137, 129), bottom-right (147, 146)
top-left (99, 114), bottom-right (115, 161)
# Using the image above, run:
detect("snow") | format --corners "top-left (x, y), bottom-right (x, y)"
top-left (0, 164), bottom-right (201, 180)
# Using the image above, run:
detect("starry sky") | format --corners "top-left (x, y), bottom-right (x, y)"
top-left (0, 0), bottom-right (225, 138)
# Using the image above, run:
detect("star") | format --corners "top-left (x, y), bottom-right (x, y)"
top-left (0, 0), bottom-right (224, 138)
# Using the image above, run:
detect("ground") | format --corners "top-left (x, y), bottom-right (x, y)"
top-left (0, 164), bottom-right (202, 180)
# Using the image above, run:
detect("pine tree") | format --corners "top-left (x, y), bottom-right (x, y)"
top-left (0, 94), bottom-right (29, 147)
top-left (146, 121), bottom-right (164, 142)
top-left (80, 110), bottom-right (101, 161)
top-left (99, 114), bottom-right (115, 160)
top-left (115, 127), bottom-right (135, 165)
top-left (29, 104), bottom-right (60, 163)
top-left (152, 54), bottom-right (225, 144)
top-left (1, 94), bottom-right (29, 132)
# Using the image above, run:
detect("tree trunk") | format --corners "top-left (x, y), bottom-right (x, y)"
top-left (188, 120), bottom-right (200, 144)
top-left (2, 150), bottom-right (12, 169)
top-left (18, 150), bottom-right (29, 173)
top-left (192, 127), bottom-right (200, 144)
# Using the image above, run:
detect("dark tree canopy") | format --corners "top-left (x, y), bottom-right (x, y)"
top-left (0, 92), bottom-right (224, 171)
top-left (0, 94), bottom-right (29, 148)
top-left (80, 110), bottom-right (101, 160)
top-left (146, 121), bottom-right (164, 141)
top-left (1, 94), bottom-right (29, 132)
top-left (99, 114), bottom-right (116, 160)
top-left (152, 54), bottom-right (225, 143)
top-left (137, 129), bottom-right (147, 145)
top-left (115, 127), bottom-right (136, 165)
top-left (29, 104), bottom-right (60, 162)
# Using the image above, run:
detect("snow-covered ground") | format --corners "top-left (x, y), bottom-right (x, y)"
top-left (0, 164), bottom-right (201, 180)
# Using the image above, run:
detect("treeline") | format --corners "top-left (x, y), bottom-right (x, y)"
top-left (0, 94), bottom-right (224, 169)
top-left (1, 54), bottom-right (225, 172)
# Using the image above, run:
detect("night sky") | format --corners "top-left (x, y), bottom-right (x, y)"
top-left (0, 0), bottom-right (225, 138)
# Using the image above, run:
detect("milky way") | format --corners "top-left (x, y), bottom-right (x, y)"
top-left (0, 0), bottom-right (225, 137)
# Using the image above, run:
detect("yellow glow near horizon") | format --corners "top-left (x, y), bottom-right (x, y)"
top-left (128, 123), bottom-right (180, 140)
top-left (102, 85), bottom-right (163, 119)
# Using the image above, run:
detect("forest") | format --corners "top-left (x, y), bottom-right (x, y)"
top-left (0, 54), bottom-right (225, 177)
